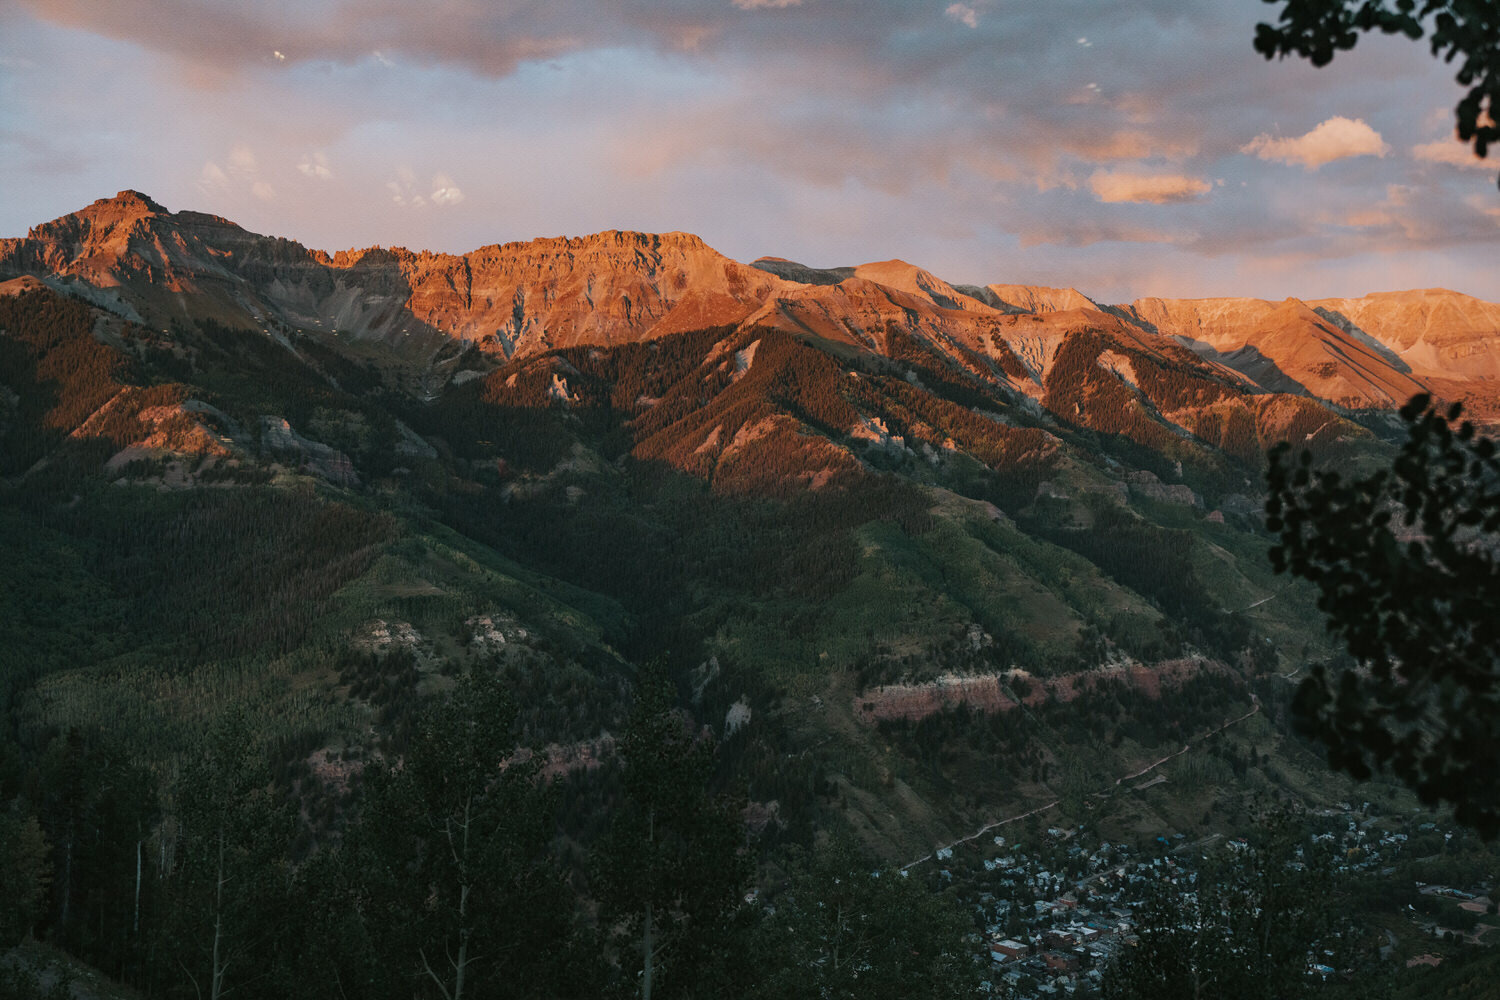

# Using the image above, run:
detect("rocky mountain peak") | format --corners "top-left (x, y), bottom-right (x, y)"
top-left (107, 189), bottom-right (167, 213)
top-left (3, 191), bottom-right (1499, 419)
top-left (26, 189), bottom-right (167, 243)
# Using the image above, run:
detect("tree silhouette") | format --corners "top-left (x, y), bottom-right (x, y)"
top-left (1105, 820), bottom-right (1347, 1000)
top-left (590, 664), bottom-right (748, 1000)
top-left (749, 837), bottom-right (980, 1000)
top-left (165, 714), bottom-right (295, 1000)
top-left (358, 670), bottom-right (576, 1000)
top-left (1267, 395), bottom-right (1500, 836)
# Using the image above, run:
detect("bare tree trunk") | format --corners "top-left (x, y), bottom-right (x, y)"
top-left (832, 903), bottom-right (842, 975)
top-left (642, 899), bottom-right (654, 1000)
top-left (425, 796), bottom-right (476, 1000)
top-left (59, 832), bottom-right (73, 928)
top-left (210, 827), bottom-right (228, 1000)
top-left (642, 804), bottom-right (655, 1000)
top-left (135, 837), bottom-right (142, 935)
top-left (455, 881), bottom-right (470, 1000)
top-left (454, 794), bottom-right (473, 1000)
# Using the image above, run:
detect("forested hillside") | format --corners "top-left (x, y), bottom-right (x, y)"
top-left (0, 214), bottom-right (1489, 996)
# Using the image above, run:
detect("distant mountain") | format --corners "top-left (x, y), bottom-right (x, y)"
top-left (5, 192), bottom-right (1498, 420)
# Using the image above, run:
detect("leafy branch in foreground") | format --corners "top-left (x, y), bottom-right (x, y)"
top-left (1267, 393), bottom-right (1500, 835)
top-left (1254, 0), bottom-right (1499, 187)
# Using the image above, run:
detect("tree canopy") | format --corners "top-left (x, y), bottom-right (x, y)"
top-left (1267, 395), bottom-right (1500, 836)
top-left (590, 665), bottom-right (750, 1000)
top-left (1254, 0), bottom-right (1499, 186)
top-left (749, 838), bottom-right (980, 1000)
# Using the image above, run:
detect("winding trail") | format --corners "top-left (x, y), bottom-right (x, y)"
top-left (901, 800), bottom-right (1061, 872)
top-left (902, 694), bottom-right (1261, 871)
top-left (1235, 591), bottom-right (1281, 612)
top-left (1114, 695), bottom-right (1260, 786)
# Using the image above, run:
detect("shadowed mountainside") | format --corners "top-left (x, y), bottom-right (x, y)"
top-left (1, 191), bottom-right (1492, 875)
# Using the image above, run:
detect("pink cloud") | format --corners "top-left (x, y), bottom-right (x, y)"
top-left (1088, 169), bottom-right (1212, 204)
top-left (1411, 140), bottom-right (1491, 171)
top-left (1242, 116), bottom-right (1389, 170)
top-left (945, 4), bottom-right (978, 29)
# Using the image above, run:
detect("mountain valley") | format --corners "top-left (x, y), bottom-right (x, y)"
top-left (3, 191), bottom-right (1499, 997)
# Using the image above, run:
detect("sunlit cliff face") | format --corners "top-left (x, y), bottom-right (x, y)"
top-left (10, 191), bottom-right (1500, 433)
top-left (3, 0), bottom-right (1499, 302)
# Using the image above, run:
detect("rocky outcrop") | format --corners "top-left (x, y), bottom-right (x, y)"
top-left (853, 659), bottom-right (1222, 725)
top-left (260, 416), bottom-right (359, 485)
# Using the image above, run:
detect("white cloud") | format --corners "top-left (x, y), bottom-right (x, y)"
top-left (228, 144), bottom-right (258, 174)
top-left (272, 50), bottom-right (286, 63)
top-left (732, 0), bottom-right (801, 8)
top-left (1412, 140), bottom-right (1492, 171)
top-left (386, 171), bottom-right (463, 207)
top-left (945, 4), bottom-right (978, 29)
top-left (199, 161), bottom-right (228, 189)
top-left (430, 174), bottom-right (465, 205)
top-left (1088, 169), bottom-right (1212, 204)
top-left (198, 145), bottom-right (273, 199)
top-left (389, 169), bottom-right (417, 207)
top-left (1241, 116), bottom-right (1389, 170)
top-left (298, 152), bottom-right (334, 180)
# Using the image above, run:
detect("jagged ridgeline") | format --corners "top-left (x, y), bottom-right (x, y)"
top-left (4, 192), bottom-right (1500, 866)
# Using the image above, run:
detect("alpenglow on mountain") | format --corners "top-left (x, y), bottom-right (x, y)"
top-left (5, 191), bottom-right (1500, 415)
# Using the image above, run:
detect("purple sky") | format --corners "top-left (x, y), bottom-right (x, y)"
top-left (3, 0), bottom-right (1497, 303)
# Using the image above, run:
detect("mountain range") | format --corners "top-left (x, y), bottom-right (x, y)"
top-left (6, 191), bottom-right (1499, 414)
top-left (3, 190), bottom-right (1496, 858)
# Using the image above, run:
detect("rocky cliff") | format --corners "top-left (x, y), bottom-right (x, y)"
top-left (5, 191), bottom-right (1500, 420)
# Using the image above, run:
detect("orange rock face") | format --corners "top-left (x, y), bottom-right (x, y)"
top-left (5, 191), bottom-right (1500, 420)
top-left (1123, 291), bottom-right (1497, 409)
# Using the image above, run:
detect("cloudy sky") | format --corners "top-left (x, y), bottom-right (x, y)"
top-left (2, 0), bottom-right (1497, 302)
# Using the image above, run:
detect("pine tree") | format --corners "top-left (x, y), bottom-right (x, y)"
top-left (590, 665), bottom-right (749, 1000)
top-left (164, 713), bottom-right (295, 1000)
top-left (358, 670), bottom-right (580, 1000)
top-left (750, 837), bottom-right (981, 1000)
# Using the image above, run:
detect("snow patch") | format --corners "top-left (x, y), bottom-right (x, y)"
top-left (728, 416), bottom-right (780, 450)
